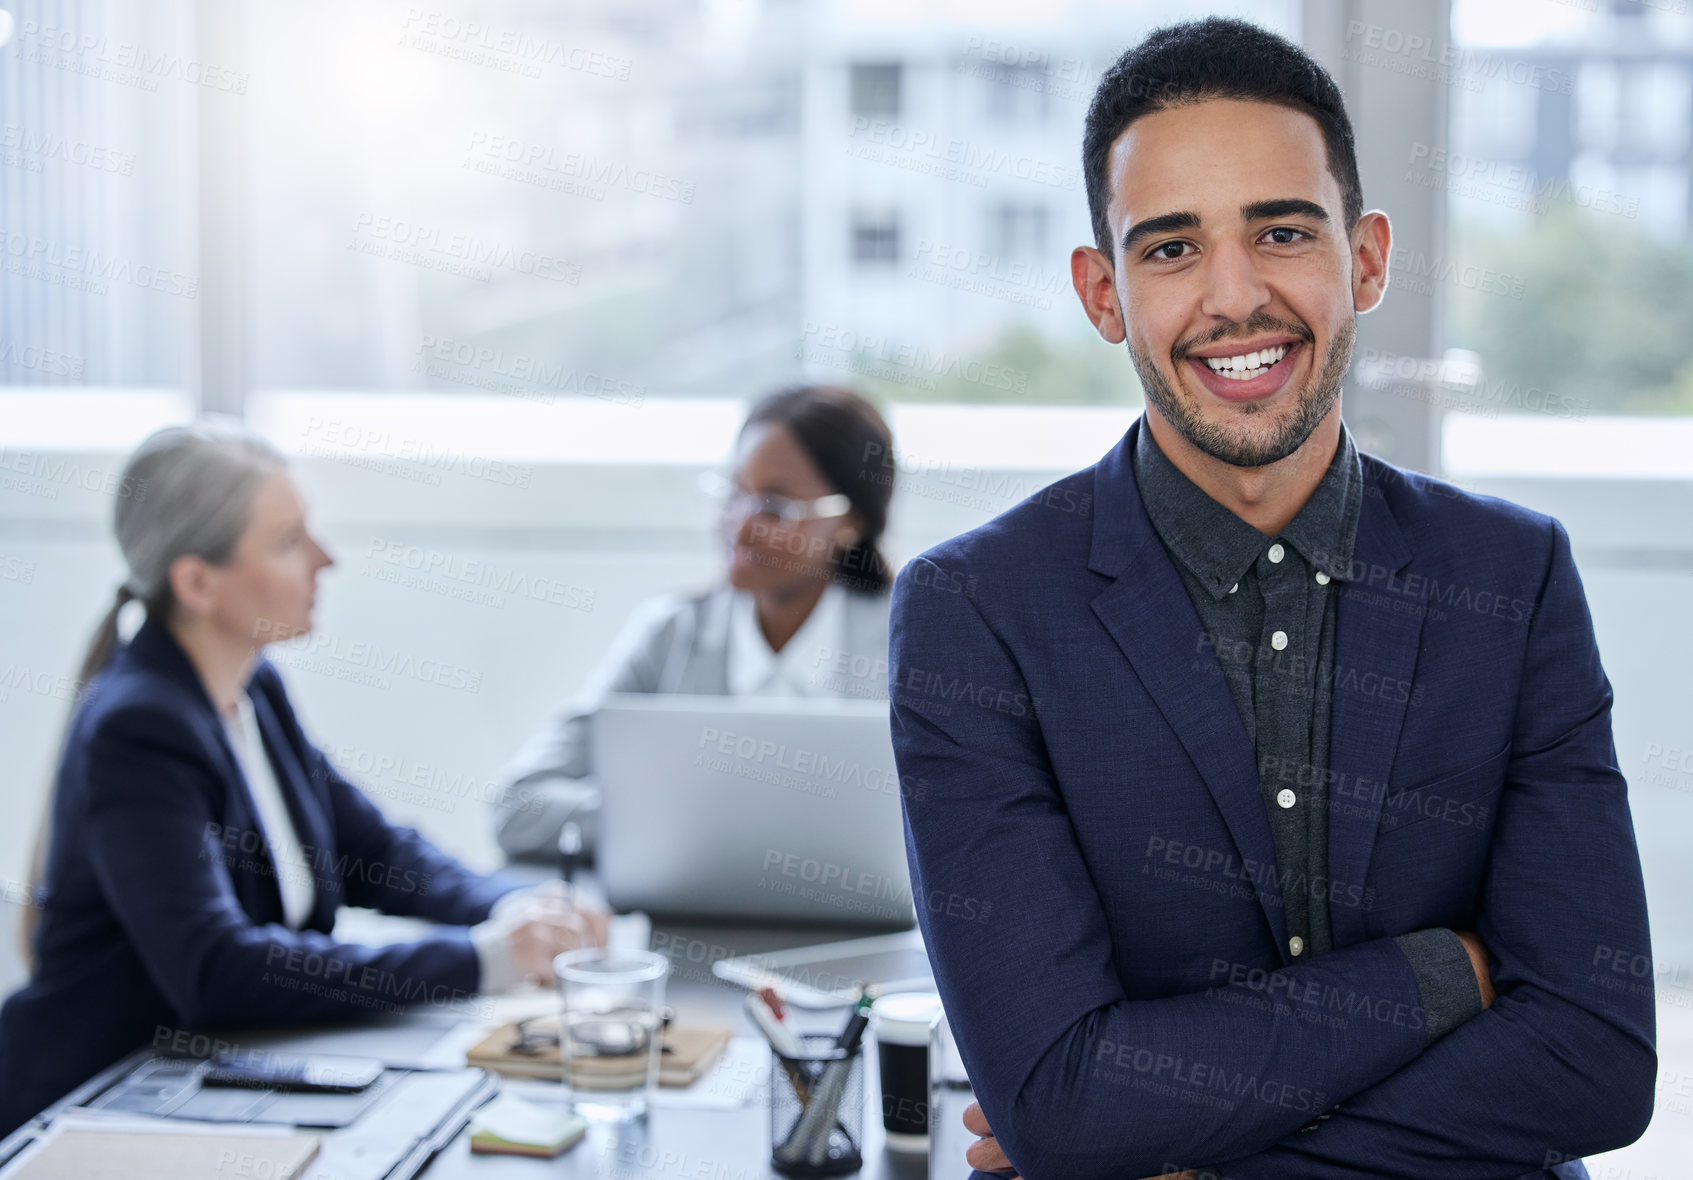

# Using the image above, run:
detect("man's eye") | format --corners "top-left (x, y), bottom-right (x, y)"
top-left (1149, 241), bottom-right (1190, 260)
top-left (1265, 227), bottom-right (1307, 245)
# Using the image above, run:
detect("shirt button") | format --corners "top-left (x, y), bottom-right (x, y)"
top-left (1228, 582), bottom-right (1239, 594)
top-left (1267, 543), bottom-right (1285, 563)
top-left (1270, 630), bottom-right (1288, 651)
top-left (1289, 936), bottom-right (1305, 956)
top-left (1277, 788), bottom-right (1297, 809)
top-left (1315, 571), bottom-right (1331, 585)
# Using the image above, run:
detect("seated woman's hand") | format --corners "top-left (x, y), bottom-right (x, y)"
top-left (505, 913), bottom-right (592, 985)
top-left (511, 880), bottom-right (610, 949)
top-left (478, 883), bottom-right (612, 988)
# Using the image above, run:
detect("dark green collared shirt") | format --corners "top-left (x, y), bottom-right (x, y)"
top-left (1133, 418), bottom-right (1480, 1042)
top-left (1134, 420), bottom-right (1358, 962)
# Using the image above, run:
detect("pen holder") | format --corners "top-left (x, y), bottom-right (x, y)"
top-left (769, 1034), bottom-right (864, 1177)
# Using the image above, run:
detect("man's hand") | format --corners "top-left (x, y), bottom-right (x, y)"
top-left (962, 1101), bottom-right (1196, 1179)
top-left (963, 1101), bottom-right (1014, 1175)
top-left (1454, 929), bottom-right (1497, 1009)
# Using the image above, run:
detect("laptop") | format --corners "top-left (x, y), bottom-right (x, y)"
top-left (594, 694), bottom-right (915, 927)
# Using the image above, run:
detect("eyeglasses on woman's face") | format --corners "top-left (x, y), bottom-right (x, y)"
top-left (697, 470), bottom-right (853, 525)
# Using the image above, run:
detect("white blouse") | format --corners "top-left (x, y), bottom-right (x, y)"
top-left (726, 582), bottom-right (848, 698)
top-left (223, 693), bottom-right (316, 929)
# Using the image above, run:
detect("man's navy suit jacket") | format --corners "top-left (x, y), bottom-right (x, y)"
top-left (890, 418), bottom-right (1655, 1180)
top-left (0, 618), bottom-right (521, 1137)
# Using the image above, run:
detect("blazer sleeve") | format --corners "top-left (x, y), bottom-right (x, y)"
top-left (308, 744), bottom-right (523, 927)
top-left (892, 558), bottom-right (1431, 1180)
top-left (83, 705), bottom-right (488, 1028)
top-left (1214, 520), bottom-right (1656, 1179)
top-left (492, 592), bottom-right (685, 858)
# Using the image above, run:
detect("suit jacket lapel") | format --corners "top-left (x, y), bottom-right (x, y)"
top-left (1089, 422), bottom-right (1288, 953)
top-left (128, 620), bottom-right (286, 924)
top-left (1326, 461), bottom-right (1422, 946)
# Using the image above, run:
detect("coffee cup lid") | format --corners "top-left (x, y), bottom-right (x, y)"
top-left (871, 991), bottom-right (943, 1045)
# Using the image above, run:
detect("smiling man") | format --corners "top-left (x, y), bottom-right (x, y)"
top-left (888, 18), bottom-right (1654, 1180)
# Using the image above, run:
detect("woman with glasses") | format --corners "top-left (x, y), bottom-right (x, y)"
top-left (492, 385), bottom-right (897, 861)
top-left (0, 419), bottom-right (607, 1137)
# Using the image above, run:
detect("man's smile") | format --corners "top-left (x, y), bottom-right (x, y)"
top-left (1182, 338), bottom-right (1305, 402)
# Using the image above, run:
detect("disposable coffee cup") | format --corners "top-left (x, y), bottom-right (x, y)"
top-left (871, 992), bottom-right (943, 1153)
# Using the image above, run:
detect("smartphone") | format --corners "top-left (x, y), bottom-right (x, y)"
top-left (201, 1052), bottom-right (384, 1093)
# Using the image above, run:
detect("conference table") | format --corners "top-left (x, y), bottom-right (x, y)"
top-left (2, 909), bottom-right (978, 1180)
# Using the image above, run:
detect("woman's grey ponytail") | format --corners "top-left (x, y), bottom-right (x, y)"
top-left (73, 416), bottom-right (284, 686)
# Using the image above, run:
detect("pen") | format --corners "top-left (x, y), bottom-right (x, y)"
top-left (832, 988), bottom-right (874, 1053)
top-left (749, 993), bottom-right (815, 1120)
top-left (558, 820), bottom-right (583, 889)
top-left (746, 993), bottom-right (806, 1059)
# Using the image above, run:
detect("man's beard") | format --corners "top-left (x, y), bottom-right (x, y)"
top-left (1128, 312), bottom-right (1354, 469)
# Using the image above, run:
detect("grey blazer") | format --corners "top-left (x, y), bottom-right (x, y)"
top-left (492, 582), bottom-right (892, 860)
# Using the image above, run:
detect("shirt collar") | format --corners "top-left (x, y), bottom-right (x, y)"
top-left (727, 582), bottom-right (845, 696)
top-left (1279, 426), bottom-right (1362, 581)
top-left (1132, 417), bottom-right (1362, 600)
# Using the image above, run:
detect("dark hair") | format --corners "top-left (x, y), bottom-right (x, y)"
top-left (740, 384), bottom-right (895, 595)
top-left (1083, 17), bottom-right (1363, 256)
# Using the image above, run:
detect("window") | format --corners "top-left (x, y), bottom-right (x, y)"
top-left (1, 0), bottom-right (1298, 418)
top-left (986, 203), bottom-right (1049, 261)
top-left (0, 0), bottom-right (195, 390)
top-left (850, 212), bottom-right (900, 264)
top-left (982, 65), bottom-right (1051, 123)
top-left (849, 62), bottom-right (901, 119)
top-left (1446, 1), bottom-right (1693, 416)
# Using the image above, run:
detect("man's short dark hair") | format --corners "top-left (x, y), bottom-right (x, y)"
top-left (1083, 17), bottom-right (1363, 256)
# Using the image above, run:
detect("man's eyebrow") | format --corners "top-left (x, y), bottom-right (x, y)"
top-left (1241, 198), bottom-right (1330, 224)
top-left (1120, 210), bottom-right (1202, 256)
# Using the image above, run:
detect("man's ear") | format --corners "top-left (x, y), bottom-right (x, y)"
top-left (1071, 245), bottom-right (1126, 344)
top-left (1351, 210), bottom-right (1392, 314)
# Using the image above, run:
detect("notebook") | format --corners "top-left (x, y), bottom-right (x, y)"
top-left (3, 1126), bottom-right (319, 1180)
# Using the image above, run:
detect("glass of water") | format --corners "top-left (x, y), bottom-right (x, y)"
top-left (555, 948), bottom-right (669, 1122)
top-left (927, 1007), bottom-right (976, 1180)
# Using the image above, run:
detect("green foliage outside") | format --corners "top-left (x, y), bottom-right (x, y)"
top-left (1448, 208), bottom-right (1693, 416)
top-left (851, 325), bottom-right (1145, 407)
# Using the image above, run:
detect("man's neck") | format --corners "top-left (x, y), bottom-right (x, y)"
top-left (1143, 405), bottom-right (1342, 537)
top-left (167, 617), bottom-right (259, 717)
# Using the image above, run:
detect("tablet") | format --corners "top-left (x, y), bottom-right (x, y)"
top-left (711, 930), bottom-right (934, 1008)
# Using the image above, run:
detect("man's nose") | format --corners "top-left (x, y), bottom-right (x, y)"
top-left (1198, 238), bottom-right (1272, 325)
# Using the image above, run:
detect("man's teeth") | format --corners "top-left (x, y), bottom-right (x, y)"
top-left (1202, 344), bottom-right (1290, 379)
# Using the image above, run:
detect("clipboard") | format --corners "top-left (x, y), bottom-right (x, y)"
top-left (466, 1016), bottom-right (732, 1086)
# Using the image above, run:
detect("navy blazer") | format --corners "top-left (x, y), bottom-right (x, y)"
top-left (0, 618), bottom-right (521, 1135)
top-left (891, 418), bottom-right (1654, 1180)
